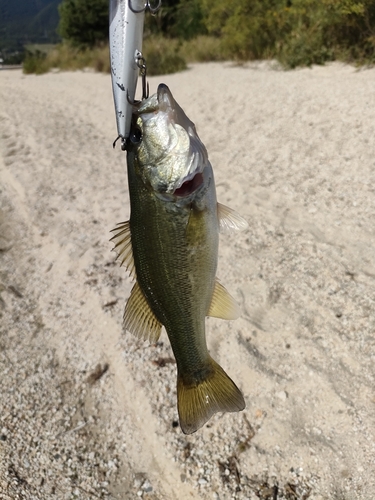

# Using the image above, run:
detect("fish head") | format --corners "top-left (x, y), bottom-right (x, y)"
top-left (128, 84), bottom-right (209, 199)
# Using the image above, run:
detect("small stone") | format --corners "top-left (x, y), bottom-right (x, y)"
top-left (142, 480), bottom-right (152, 492)
top-left (276, 390), bottom-right (287, 401)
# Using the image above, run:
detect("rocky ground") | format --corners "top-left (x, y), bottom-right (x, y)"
top-left (0, 62), bottom-right (374, 499)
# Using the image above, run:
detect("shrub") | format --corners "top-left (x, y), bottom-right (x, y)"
top-left (180, 36), bottom-right (223, 62)
top-left (58, 0), bottom-right (108, 48)
top-left (142, 36), bottom-right (187, 75)
top-left (23, 50), bottom-right (49, 74)
top-left (201, 0), bottom-right (375, 66)
top-left (22, 44), bottom-right (111, 74)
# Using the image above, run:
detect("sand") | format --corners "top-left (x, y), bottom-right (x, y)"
top-left (0, 62), bottom-right (374, 500)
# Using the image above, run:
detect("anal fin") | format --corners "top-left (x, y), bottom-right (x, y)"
top-left (124, 281), bottom-right (162, 343)
top-left (208, 279), bottom-right (241, 320)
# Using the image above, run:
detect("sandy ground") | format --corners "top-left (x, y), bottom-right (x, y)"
top-left (0, 62), bottom-right (374, 500)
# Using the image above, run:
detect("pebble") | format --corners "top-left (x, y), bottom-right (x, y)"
top-left (142, 479), bottom-right (153, 492)
top-left (198, 478), bottom-right (208, 485)
top-left (276, 390), bottom-right (287, 401)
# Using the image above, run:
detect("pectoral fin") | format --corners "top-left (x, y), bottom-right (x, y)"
top-left (208, 279), bottom-right (241, 320)
top-left (217, 203), bottom-right (248, 233)
top-left (124, 281), bottom-right (162, 343)
top-left (110, 221), bottom-right (136, 279)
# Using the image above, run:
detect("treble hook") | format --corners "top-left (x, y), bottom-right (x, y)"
top-left (135, 52), bottom-right (149, 100)
top-left (128, 0), bottom-right (162, 15)
top-left (113, 134), bottom-right (127, 151)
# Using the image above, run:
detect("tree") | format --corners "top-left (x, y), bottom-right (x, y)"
top-left (58, 0), bottom-right (108, 48)
top-left (157, 0), bottom-right (206, 39)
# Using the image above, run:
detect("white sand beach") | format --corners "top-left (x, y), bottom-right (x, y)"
top-left (1, 62), bottom-right (375, 499)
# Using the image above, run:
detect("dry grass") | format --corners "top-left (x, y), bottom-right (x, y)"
top-left (180, 35), bottom-right (224, 62)
top-left (23, 44), bottom-right (111, 75)
top-left (23, 37), bottom-right (224, 76)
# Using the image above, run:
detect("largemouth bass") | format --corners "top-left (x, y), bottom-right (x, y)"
top-left (111, 84), bottom-right (247, 434)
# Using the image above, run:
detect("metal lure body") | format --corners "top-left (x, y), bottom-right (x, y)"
top-left (109, 0), bottom-right (145, 142)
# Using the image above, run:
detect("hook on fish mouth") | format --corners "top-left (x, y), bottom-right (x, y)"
top-left (113, 135), bottom-right (127, 151)
top-left (113, 110), bottom-right (144, 151)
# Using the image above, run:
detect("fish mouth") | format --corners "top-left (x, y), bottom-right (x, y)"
top-left (135, 83), bottom-right (175, 116)
top-left (173, 172), bottom-right (204, 197)
top-left (157, 84), bottom-right (197, 138)
top-left (157, 83), bottom-right (174, 111)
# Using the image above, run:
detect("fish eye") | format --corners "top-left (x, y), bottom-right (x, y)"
top-left (130, 126), bottom-right (142, 145)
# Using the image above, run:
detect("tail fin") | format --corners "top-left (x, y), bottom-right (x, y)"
top-left (177, 357), bottom-right (245, 434)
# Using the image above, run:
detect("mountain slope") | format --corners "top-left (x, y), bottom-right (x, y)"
top-left (0, 0), bottom-right (61, 50)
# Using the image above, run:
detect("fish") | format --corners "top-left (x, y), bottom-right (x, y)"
top-left (111, 84), bottom-right (247, 434)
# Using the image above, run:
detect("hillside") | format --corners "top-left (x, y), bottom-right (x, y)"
top-left (0, 0), bottom-right (61, 51)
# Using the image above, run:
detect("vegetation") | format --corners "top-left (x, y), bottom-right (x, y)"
top-left (20, 36), bottom-right (220, 76)
top-left (144, 0), bottom-right (207, 40)
top-left (22, 0), bottom-right (375, 74)
top-left (58, 0), bottom-right (108, 48)
top-left (201, 0), bottom-right (375, 67)
top-left (23, 44), bottom-right (111, 74)
top-left (142, 37), bottom-right (187, 75)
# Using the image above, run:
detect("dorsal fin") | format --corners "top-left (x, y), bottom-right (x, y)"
top-left (124, 281), bottom-right (162, 343)
top-left (208, 279), bottom-right (241, 320)
top-left (110, 221), bottom-right (136, 279)
top-left (217, 203), bottom-right (248, 233)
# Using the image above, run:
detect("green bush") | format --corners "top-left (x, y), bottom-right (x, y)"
top-left (180, 36), bottom-right (223, 62)
top-left (201, 0), bottom-right (281, 60)
top-left (23, 50), bottom-right (49, 74)
top-left (145, 0), bottom-right (207, 39)
top-left (58, 0), bottom-right (108, 48)
top-left (278, 0), bottom-right (375, 67)
top-left (201, 0), bottom-right (375, 66)
top-left (142, 36), bottom-right (187, 75)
